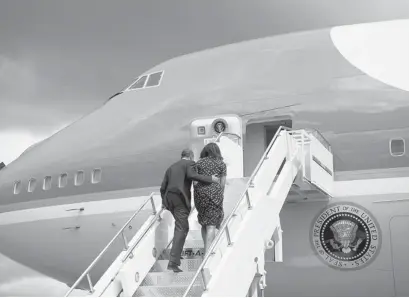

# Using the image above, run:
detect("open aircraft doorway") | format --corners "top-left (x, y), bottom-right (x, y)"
top-left (243, 118), bottom-right (293, 177)
top-left (189, 115), bottom-right (293, 180)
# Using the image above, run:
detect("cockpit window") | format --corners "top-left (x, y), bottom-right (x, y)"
top-left (125, 70), bottom-right (164, 92)
top-left (146, 71), bottom-right (164, 87)
top-left (129, 75), bottom-right (148, 90)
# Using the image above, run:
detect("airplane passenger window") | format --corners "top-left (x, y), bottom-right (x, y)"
top-left (75, 171), bottom-right (85, 186)
top-left (145, 71), bottom-right (164, 87)
top-left (92, 168), bottom-right (102, 184)
top-left (28, 178), bottom-right (37, 193)
top-left (43, 176), bottom-right (52, 191)
top-left (59, 173), bottom-right (68, 188)
top-left (14, 181), bottom-right (22, 195)
top-left (128, 75), bottom-right (148, 90)
top-left (390, 138), bottom-right (405, 157)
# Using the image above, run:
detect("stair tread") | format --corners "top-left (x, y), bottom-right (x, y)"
top-left (146, 271), bottom-right (197, 276)
top-left (141, 270), bottom-right (203, 287)
top-left (134, 284), bottom-right (204, 297)
top-left (153, 259), bottom-right (202, 265)
top-left (138, 284), bottom-right (198, 288)
top-left (150, 259), bottom-right (202, 273)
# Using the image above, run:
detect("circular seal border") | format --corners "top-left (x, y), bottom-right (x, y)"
top-left (310, 201), bottom-right (382, 271)
top-left (211, 118), bottom-right (228, 134)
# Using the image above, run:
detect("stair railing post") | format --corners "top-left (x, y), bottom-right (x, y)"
top-left (226, 226), bottom-right (233, 246)
top-left (301, 132), bottom-right (305, 178)
top-left (86, 273), bottom-right (94, 293)
top-left (201, 268), bottom-right (208, 291)
top-left (121, 231), bottom-right (129, 250)
top-left (150, 195), bottom-right (157, 215)
top-left (245, 190), bottom-right (253, 210)
top-left (285, 131), bottom-right (293, 179)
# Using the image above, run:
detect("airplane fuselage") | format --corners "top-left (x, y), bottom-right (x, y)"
top-left (1, 20), bottom-right (409, 296)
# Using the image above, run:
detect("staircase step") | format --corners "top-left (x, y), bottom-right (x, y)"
top-left (179, 239), bottom-right (204, 249)
top-left (150, 259), bottom-right (202, 272)
top-left (134, 284), bottom-right (204, 297)
top-left (186, 230), bottom-right (203, 241)
top-left (141, 271), bottom-right (203, 286)
top-left (159, 239), bottom-right (205, 260)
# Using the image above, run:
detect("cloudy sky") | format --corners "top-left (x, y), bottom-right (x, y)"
top-left (1, 0), bottom-right (409, 296)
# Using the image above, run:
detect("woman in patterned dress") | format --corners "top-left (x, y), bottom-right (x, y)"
top-left (193, 143), bottom-right (227, 254)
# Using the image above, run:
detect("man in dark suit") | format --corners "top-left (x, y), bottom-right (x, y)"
top-left (160, 148), bottom-right (219, 272)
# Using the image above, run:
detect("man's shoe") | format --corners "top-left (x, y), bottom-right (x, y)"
top-left (167, 262), bottom-right (183, 273)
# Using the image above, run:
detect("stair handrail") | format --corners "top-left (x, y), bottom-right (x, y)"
top-left (304, 128), bottom-right (331, 152)
top-left (215, 132), bottom-right (242, 142)
top-left (182, 126), bottom-right (292, 297)
top-left (65, 192), bottom-right (158, 296)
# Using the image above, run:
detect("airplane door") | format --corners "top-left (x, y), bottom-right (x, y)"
top-left (390, 215), bottom-right (409, 296)
top-left (305, 132), bottom-right (334, 196)
top-left (190, 115), bottom-right (243, 178)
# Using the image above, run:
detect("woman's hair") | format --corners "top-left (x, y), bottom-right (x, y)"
top-left (200, 142), bottom-right (223, 160)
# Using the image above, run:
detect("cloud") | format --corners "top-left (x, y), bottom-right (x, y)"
top-left (0, 55), bottom-right (38, 100)
top-left (0, 54), bottom-right (103, 164)
top-left (0, 130), bottom-right (51, 164)
top-left (1, 1), bottom-right (409, 136)
top-left (0, 55), bottom-right (94, 133)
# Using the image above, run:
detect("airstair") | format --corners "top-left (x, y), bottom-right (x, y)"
top-left (65, 127), bottom-right (334, 297)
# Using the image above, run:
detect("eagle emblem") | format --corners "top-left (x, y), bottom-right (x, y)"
top-left (311, 203), bottom-right (380, 270)
top-left (327, 220), bottom-right (364, 253)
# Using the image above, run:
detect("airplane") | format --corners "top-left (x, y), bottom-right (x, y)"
top-left (0, 18), bottom-right (409, 296)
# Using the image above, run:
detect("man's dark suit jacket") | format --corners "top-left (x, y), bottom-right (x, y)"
top-left (160, 159), bottom-right (213, 210)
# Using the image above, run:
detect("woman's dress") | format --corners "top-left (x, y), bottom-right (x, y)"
top-left (194, 157), bottom-right (227, 229)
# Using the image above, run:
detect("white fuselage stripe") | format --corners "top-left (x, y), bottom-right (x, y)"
top-left (0, 194), bottom-right (162, 226)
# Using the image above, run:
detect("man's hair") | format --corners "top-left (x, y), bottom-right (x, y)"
top-left (181, 149), bottom-right (194, 159)
top-left (200, 142), bottom-right (223, 160)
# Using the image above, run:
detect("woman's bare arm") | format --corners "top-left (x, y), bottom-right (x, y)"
top-left (220, 175), bottom-right (226, 191)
